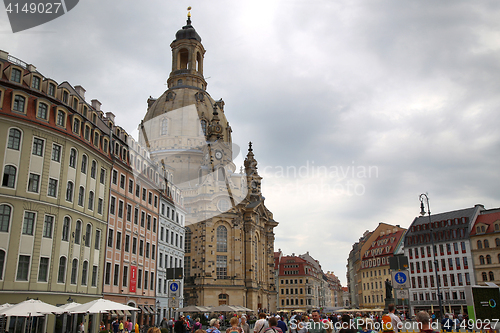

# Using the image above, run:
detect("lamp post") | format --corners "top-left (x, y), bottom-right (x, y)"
top-left (156, 300), bottom-right (161, 326)
top-left (419, 193), bottom-right (444, 322)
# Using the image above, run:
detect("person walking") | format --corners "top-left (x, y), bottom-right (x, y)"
top-left (254, 313), bottom-right (269, 333)
top-left (416, 311), bottom-right (437, 333)
top-left (207, 319), bottom-right (222, 333)
top-left (240, 315), bottom-right (250, 333)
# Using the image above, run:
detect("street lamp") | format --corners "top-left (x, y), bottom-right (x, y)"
top-left (156, 300), bottom-right (161, 326)
top-left (419, 193), bottom-right (444, 322)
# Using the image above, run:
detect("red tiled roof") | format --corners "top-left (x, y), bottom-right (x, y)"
top-left (470, 211), bottom-right (500, 236)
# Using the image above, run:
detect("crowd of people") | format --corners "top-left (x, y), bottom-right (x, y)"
top-left (98, 305), bottom-right (472, 333)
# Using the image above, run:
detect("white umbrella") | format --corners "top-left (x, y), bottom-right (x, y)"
top-left (0, 299), bottom-right (66, 316)
top-left (70, 299), bottom-right (139, 314)
top-left (59, 302), bottom-right (82, 311)
top-left (0, 303), bottom-right (12, 310)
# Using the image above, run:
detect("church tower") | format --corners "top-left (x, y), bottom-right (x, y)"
top-left (139, 11), bottom-right (278, 311)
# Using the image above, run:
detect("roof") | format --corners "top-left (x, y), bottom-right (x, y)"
top-left (362, 229), bottom-right (405, 260)
top-left (175, 18), bottom-right (202, 42)
top-left (470, 210), bottom-right (500, 236)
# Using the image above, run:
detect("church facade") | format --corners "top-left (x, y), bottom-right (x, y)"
top-left (138, 14), bottom-right (278, 311)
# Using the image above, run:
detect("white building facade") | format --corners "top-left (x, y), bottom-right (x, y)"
top-left (157, 192), bottom-right (186, 322)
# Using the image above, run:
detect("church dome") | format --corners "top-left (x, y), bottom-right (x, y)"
top-left (175, 18), bottom-right (201, 42)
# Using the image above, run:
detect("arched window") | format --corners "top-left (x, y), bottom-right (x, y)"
top-left (489, 271), bottom-right (495, 281)
top-left (7, 128), bottom-right (22, 150)
top-left (90, 160), bottom-right (97, 179)
top-left (0, 205), bottom-right (11, 232)
top-left (185, 227), bottom-right (192, 253)
top-left (0, 250), bottom-right (4, 280)
top-left (477, 240), bottom-right (483, 249)
top-left (78, 186), bottom-right (85, 206)
top-left (57, 257), bottom-right (67, 283)
top-left (482, 272), bottom-right (488, 281)
top-left (70, 258), bottom-right (78, 284)
top-left (2, 165), bottom-right (16, 188)
top-left (200, 120), bottom-right (207, 136)
top-left (216, 225), bottom-right (227, 252)
top-left (218, 293), bottom-right (228, 305)
top-left (81, 155), bottom-right (87, 174)
top-left (217, 168), bottom-right (225, 182)
top-left (161, 119), bottom-right (168, 135)
top-left (85, 224), bottom-right (92, 247)
top-left (486, 255), bottom-right (492, 264)
top-left (75, 221), bottom-right (81, 244)
top-left (480, 255), bottom-right (485, 265)
top-left (496, 238), bottom-right (500, 247)
top-left (66, 181), bottom-right (74, 202)
top-left (88, 191), bottom-right (94, 210)
top-left (484, 239), bottom-right (490, 248)
top-left (254, 236), bottom-right (258, 280)
top-left (82, 261), bottom-right (88, 285)
top-left (62, 217), bottom-right (70, 241)
top-left (69, 148), bottom-right (77, 168)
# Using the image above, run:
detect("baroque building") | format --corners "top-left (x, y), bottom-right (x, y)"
top-left (138, 14), bottom-right (278, 311)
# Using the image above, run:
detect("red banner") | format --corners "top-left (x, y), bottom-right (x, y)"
top-left (130, 266), bottom-right (137, 293)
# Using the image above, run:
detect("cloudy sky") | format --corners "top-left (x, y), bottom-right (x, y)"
top-left (2, 0), bottom-right (500, 286)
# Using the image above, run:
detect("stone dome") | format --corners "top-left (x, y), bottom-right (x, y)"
top-left (175, 18), bottom-right (201, 42)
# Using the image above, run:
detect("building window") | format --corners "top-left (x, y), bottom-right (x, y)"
top-left (85, 224), bottom-right (92, 247)
top-left (147, 215), bottom-right (151, 230)
top-left (132, 237), bottom-right (137, 254)
top-left (47, 178), bottom-right (58, 197)
top-left (150, 272), bottom-right (154, 290)
top-left (216, 255), bottom-right (227, 279)
top-left (118, 200), bottom-right (124, 218)
top-left (82, 261), bottom-right (88, 285)
top-left (16, 255), bottom-right (30, 281)
top-left (91, 160), bottom-right (97, 179)
top-left (62, 90), bottom-right (69, 104)
top-left (69, 148), bottom-right (77, 168)
top-left (93, 132), bottom-right (99, 147)
top-left (11, 68), bottom-right (22, 82)
top-left (78, 186), bottom-right (85, 206)
top-left (217, 225), bottom-right (227, 252)
top-left (110, 197), bottom-right (116, 215)
top-left (52, 144), bottom-right (61, 162)
top-left (120, 174), bottom-right (125, 189)
top-left (134, 208), bottom-right (139, 225)
top-left (108, 229), bottom-right (113, 248)
top-left (75, 221), bottom-right (81, 244)
top-left (95, 229), bottom-right (101, 250)
top-left (487, 255), bottom-right (492, 264)
top-left (28, 173), bottom-right (40, 192)
top-left (13, 95), bottom-right (25, 112)
top-left (123, 266), bottom-right (128, 287)
top-left (48, 83), bottom-right (55, 97)
top-left (2, 165), bottom-right (16, 188)
top-left (38, 257), bottom-right (49, 282)
top-left (91, 266), bottom-right (97, 287)
top-left (81, 155), bottom-right (87, 174)
top-left (112, 170), bottom-right (117, 185)
top-left (56, 110), bottom-right (65, 127)
top-left (66, 181), bottom-right (74, 202)
top-left (100, 168), bottom-right (106, 184)
top-left (105, 262), bottom-right (111, 285)
top-left (125, 234), bottom-right (130, 252)
top-left (7, 129), bottom-right (22, 150)
top-left (161, 119), bottom-right (168, 135)
top-left (88, 191), bottom-right (94, 210)
top-left (484, 239), bottom-right (490, 248)
top-left (478, 240), bottom-right (483, 249)
top-left (57, 257), bottom-right (67, 283)
top-left (0, 250), bottom-right (4, 280)
top-left (73, 118), bottom-right (80, 134)
top-left (22, 211), bottom-right (35, 235)
top-left (32, 138), bottom-right (44, 156)
top-left (489, 271), bottom-right (495, 281)
top-left (116, 231), bottom-right (121, 250)
top-left (62, 216), bottom-right (70, 241)
top-left (114, 264), bottom-right (119, 286)
top-left (482, 272), bottom-right (488, 281)
top-left (43, 215), bottom-right (54, 238)
top-left (146, 242), bottom-right (150, 258)
top-left (185, 227), bottom-right (192, 253)
top-left (128, 179), bottom-right (134, 193)
top-left (32, 76), bottom-right (41, 90)
top-left (37, 102), bottom-right (48, 120)
top-left (139, 240), bottom-right (144, 256)
top-left (138, 269), bottom-right (142, 288)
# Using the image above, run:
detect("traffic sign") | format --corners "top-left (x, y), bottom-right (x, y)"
top-left (395, 289), bottom-right (409, 299)
top-left (391, 270), bottom-right (410, 289)
top-left (168, 298), bottom-right (179, 308)
top-left (168, 281), bottom-right (180, 297)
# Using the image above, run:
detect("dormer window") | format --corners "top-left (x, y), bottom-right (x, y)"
top-left (48, 83), bottom-right (56, 97)
top-left (93, 132), bottom-right (99, 147)
top-left (56, 110), bottom-right (66, 127)
top-left (62, 90), bottom-right (69, 104)
top-left (84, 126), bottom-right (90, 141)
top-left (83, 106), bottom-right (88, 118)
top-left (10, 68), bottom-right (21, 83)
top-left (13, 95), bottom-right (26, 113)
top-left (32, 76), bottom-right (41, 90)
top-left (73, 98), bottom-right (78, 110)
top-left (103, 139), bottom-right (108, 153)
top-left (37, 102), bottom-right (49, 120)
top-left (92, 113), bottom-right (96, 123)
top-left (73, 118), bottom-right (80, 134)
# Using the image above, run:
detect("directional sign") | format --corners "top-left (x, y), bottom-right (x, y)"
top-left (391, 270), bottom-right (410, 289)
top-left (168, 281), bottom-right (180, 297)
top-left (168, 298), bottom-right (179, 308)
top-left (395, 289), bottom-right (409, 299)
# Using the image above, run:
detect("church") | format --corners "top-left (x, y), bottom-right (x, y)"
top-left (138, 12), bottom-right (279, 311)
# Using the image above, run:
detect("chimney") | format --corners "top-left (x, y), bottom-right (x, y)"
top-left (147, 96), bottom-right (157, 108)
top-left (106, 112), bottom-right (115, 123)
top-left (0, 50), bottom-right (8, 60)
top-left (74, 85), bottom-right (86, 99)
top-left (27, 64), bottom-right (36, 72)
top-left (91, 99), bottom-right (101, 111)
